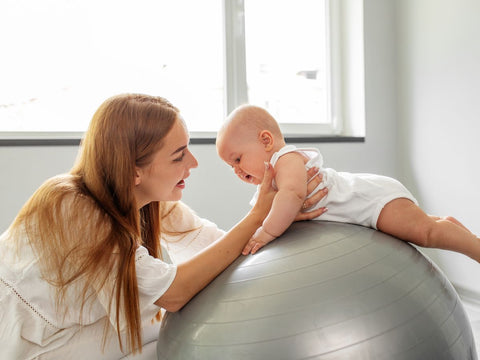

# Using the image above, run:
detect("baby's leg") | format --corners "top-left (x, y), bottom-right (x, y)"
top-left (429, 215), bottom-right (471, 233)
top-left (376, 198), bottom-right (480, 262)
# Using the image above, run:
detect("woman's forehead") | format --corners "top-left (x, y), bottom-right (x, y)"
top-left (160, 117), bottom-right (187, 147)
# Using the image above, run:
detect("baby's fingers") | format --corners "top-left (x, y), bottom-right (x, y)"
top-left (242, 240), bottom-right (256, 256)
top-left (250, 242), bottom-right (265, 255)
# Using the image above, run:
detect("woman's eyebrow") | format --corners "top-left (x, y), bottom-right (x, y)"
top-left (170, 145), bottom-right (187, 156)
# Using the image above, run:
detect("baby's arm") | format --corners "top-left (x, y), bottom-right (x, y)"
top-left (243, 152), bottom-right (307, 255)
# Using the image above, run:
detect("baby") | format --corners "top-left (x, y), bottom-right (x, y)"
top-left (216, 104), bottom-right (480, 260)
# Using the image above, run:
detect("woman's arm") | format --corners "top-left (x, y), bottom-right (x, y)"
top-left (155, 163), bottom-right (276, 312)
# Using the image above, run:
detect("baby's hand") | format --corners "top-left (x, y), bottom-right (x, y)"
top-left (242, 226), bottom-right (277, 255)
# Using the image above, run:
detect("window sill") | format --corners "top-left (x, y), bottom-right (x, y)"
top-left (0, 135), bottom-right (365, 146)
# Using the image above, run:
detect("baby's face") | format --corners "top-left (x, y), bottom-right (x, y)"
top-left (216, 130), bottom-right (271, 185)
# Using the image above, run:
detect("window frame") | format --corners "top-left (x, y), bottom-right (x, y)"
top-left (0, 0), bottom-right (365, 145)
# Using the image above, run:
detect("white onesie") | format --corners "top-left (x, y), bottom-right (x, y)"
top-left (251, 145), bottom-right (418, 229)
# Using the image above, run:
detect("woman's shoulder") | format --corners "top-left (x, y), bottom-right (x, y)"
top-left (41, 173), bottom-right (83, 193)
top-left (41, 174), bottom-right (93, 202)
top-left (33, 174), bottom-right (102, 221)
top-left (161, 201), bottom-right (200, 229)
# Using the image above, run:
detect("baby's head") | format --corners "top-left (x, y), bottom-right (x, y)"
top-left (216, 105), bottom-right (285, 185)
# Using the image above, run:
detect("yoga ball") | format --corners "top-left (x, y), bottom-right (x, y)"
top-left (157, 221), bottom-right (477, 359)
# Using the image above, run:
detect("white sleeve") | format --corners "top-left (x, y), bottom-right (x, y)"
top-left (135, 246), bottom-right (177, 326)
top-left (161, 202), bottom-right (226, 264)
top-left (96, 246), bottom-right (177, 330)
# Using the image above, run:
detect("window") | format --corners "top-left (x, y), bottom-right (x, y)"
top-left (0, 0), bottom-right (364, 141)
top-left (244, 0), bottom-right (329, 133)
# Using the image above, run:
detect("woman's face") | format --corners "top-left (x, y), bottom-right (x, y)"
top-left (134, 116), bottom-right (198, 208)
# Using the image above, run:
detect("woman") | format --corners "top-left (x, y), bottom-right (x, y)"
top-left (0, 94), bottom-right (327, 359)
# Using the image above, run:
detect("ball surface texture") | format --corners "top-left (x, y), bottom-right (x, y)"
top-left (157, 221), bottom-right (476, 359)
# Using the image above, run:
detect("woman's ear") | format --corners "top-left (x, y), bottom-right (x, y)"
top-left (259, 130), bottom-right (274, 151)
top-left (134, 168), bottom-right (142, 186)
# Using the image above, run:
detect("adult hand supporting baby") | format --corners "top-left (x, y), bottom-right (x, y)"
top-left (294, 167), bottom-right (328, 221)
top-left (250, 162), bottom-right (278, 221)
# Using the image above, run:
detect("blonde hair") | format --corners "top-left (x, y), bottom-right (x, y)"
top-left (11, 93), bottom-right (180, 354)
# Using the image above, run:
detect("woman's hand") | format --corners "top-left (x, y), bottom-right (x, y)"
top-left (157, 163), bottom-right (277, 312)
top-left (294, 167), bottom-right (328, 221)
top-left (250, 162), bottom-right (277, 221)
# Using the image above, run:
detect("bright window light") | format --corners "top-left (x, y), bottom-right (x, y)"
top-left (0, 0), bottom-right (363, 140)
top-left (0, 0), bottom-right (224, 134)
top-left (244, 0), bottom-right (328, 126)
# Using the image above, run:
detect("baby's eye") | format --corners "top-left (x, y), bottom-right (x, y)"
top-left (234, 157), bottom-right (241, 164)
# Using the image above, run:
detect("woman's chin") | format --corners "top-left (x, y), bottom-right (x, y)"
top-left (171, 188), bottom-right (184, 201)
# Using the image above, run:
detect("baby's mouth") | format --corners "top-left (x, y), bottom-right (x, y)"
top-left (237, 170), bottom-right (255, 183)
top-left (244, 174), bottom-right (258, 184)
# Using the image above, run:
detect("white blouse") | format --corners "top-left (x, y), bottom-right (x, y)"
top-left (0, 201), bottom-right (225, 359)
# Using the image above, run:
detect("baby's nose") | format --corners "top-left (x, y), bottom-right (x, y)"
top-left (233, 166), bottom-right (244, 177)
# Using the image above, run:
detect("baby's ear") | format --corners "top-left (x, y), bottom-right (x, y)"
top-left (259, 130), bottom-right (274, 150)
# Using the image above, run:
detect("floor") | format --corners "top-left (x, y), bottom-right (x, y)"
top-left (461, 292), bottom-right (480, 356)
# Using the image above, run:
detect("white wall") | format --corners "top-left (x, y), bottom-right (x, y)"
top-left (396, 0), bottom-right (480, 293)
top-left (0, 146), bottom-right (78, 231)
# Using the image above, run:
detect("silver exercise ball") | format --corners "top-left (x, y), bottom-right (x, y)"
top-left (157, 221), bottom-right (477, 359)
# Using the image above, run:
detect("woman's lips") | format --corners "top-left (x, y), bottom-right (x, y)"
top-left (176, 179), bottom-right (185, 188)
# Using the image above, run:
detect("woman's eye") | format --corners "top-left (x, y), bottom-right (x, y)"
top-left (173, 152), bottom-right (186, 162)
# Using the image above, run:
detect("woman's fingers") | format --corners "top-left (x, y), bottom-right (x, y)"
top-left (306, 166), bottom-right (319, 180)
top-left (251, 162), bottom-right (277, 219)
top-left (262, 162), bottom-right (275, 185)
top-left (303, 187), bottom-right (328, 211)
top-left (257, 162), bottom-right (276, 202)
top-left (292, 167), bottom-right (328, 222)
top-left (306, 167), bottom-right (322, 186)
top-left (294, 206), bottom-right (328, 221)
top-left (306, 168), bottom-right (324, 200)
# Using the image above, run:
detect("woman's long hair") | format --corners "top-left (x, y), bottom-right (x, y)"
top-left (12, 94), bottom-right (179, 353)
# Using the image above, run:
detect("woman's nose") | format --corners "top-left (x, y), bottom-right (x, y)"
top-left (188, 151), bottom-right (198, 169)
